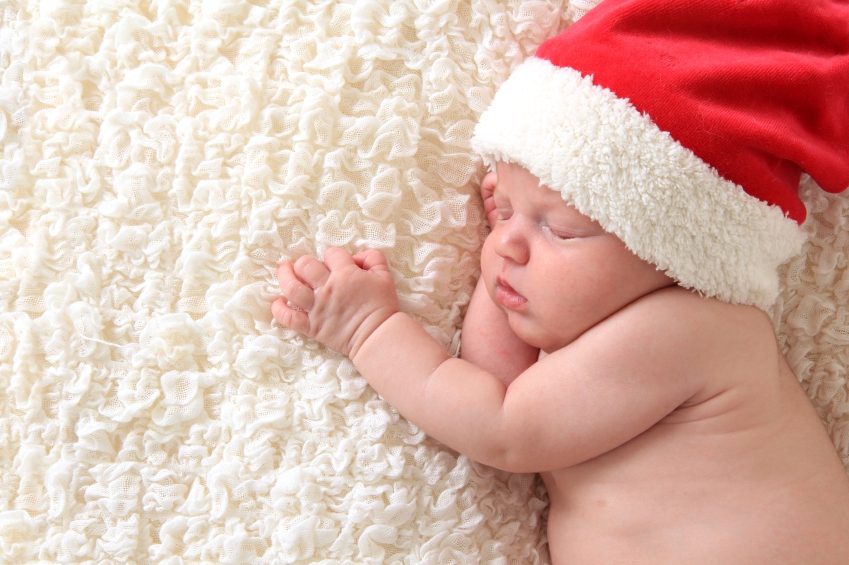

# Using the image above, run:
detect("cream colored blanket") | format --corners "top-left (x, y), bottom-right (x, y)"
top-left (0, 0), bottom-right (846, 563)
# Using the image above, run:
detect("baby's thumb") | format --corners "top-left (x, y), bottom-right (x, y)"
top-left (352, 249), bottom-right (389, 272)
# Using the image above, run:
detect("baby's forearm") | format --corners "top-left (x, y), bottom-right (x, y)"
top-left (353, 312), bottom-right (515, 467)
top-left (461, 276), bottom-right (539, 385)
top-left (273, 248), bottom-right (533, 469)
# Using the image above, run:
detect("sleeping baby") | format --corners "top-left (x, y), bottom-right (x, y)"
top-left (272, 0), bottom-right (849, 562)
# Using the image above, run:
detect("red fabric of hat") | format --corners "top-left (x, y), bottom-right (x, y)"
top-left (537, 0), bottom-right (849, 224)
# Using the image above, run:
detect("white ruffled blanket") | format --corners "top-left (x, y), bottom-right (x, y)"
top-left (0, 0), bottom-right (845, 563)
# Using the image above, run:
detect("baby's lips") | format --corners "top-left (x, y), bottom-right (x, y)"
top-left (496, 274), bottom-right (520, 295)
top-left (495, 278), bottom-right (528, 310)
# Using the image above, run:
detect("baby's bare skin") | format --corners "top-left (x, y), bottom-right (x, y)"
top-left (517, 292), bottom-right (849, 564)
top-left (272, 162), bottom-right (849, 564)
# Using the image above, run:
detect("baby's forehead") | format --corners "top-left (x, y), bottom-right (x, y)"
top-left (544, 192), bottom-right (598, 226)
top-left (495, 167), bottom-right (592, 217)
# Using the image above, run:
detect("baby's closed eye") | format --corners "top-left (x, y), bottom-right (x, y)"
top-left (544, 226), bottom-right (574, 240)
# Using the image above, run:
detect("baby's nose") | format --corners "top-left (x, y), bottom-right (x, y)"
top-left (493, 219), bottom-right (530, 265)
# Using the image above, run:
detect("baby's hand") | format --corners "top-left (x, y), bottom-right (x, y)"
top-left (481, 171), bottom-right (499, 228)
top-left (272, 248), bottom-right (400, 359)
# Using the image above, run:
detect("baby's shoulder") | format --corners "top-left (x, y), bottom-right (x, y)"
top-left (539, 286), bottom-right (781, 424)
top-left (620, 285), bottom-right (774, 337)
top-left (599, 286), bottom-right (781, 387)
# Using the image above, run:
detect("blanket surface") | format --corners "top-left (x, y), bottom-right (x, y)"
top-left (0, 0), bottom-right (846, 563)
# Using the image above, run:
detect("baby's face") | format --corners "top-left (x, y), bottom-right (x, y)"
top-left (481, 162), bottom-right (674, 353)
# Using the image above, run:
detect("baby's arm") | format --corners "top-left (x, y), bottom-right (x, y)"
top-left (273, 250), bottom-right (703, 472)
top-left (460, 267), bottom-right (540, 386)
top-left (460, 171), bottom-right (540, 385)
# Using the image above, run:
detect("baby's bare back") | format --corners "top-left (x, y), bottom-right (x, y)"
top-left (542, 292), bottom-right (849, 564)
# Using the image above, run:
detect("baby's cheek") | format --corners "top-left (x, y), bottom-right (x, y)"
top-left (480, 237), bottom-right (500, 284)
top-left (481, 232), bottom-right (496, 260)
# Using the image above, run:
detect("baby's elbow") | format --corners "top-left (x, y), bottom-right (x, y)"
top-left (488, 449), bottom-right (583, 474)
top-left (477, 432), bottom-right (586, 473)
top-left (494, 453), bottom-right (540, 474)
top-left (475, 438), bottom-right (543, 474)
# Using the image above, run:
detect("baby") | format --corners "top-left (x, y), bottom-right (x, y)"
top-left (273, 0), bottom-right (849, 562)
top-left (273, 161), bottom-right (849, 563)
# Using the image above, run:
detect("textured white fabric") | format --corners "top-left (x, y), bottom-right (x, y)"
top-left (472, 58), bottom-right (806, 310)
top-left (568, 0), bottom-right (603, 20)
top-left (0, 1), bottom-right (570, 562)
top-left (0, 0), bottom-right (847, 564)
top-left (774, 175), bottom-right (849, 473)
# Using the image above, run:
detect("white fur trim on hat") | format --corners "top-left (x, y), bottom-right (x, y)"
top-left (471, 58), bottom-right (806, 310)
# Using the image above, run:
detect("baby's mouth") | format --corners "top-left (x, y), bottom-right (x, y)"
top-left (495, 277), bottom-right (528, 310)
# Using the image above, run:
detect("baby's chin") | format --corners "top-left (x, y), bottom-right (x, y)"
top-left (505, 312), bottom-right (577, 354)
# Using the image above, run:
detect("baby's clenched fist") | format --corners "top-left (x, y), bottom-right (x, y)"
top-left (272, 247), bottom-right (400, 359)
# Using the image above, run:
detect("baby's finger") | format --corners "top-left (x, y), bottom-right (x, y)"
top-left (481, 171), bottom-right (499, 227)
top-left (352, 249), bottom-right (389, 272)
top-left (293, 255), bottom-right (331, 289)
top-left (480, 171), bottom-right (497, 199)
top-left (323, 247), bottom-right (357, 271)
top-left (277, 261), bottom-right (316, 311)
top-left (271, 297), bottom-right (311, 335)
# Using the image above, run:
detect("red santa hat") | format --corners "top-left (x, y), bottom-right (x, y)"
top-left (472, 0), bottom-right (849, 310)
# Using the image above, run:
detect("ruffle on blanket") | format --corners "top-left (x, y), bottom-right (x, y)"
top-left (0, 0), bottom-right (846, 563)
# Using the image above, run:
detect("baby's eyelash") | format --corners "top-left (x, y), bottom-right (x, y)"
top-left (544, 225), bottom-right (573, 240)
